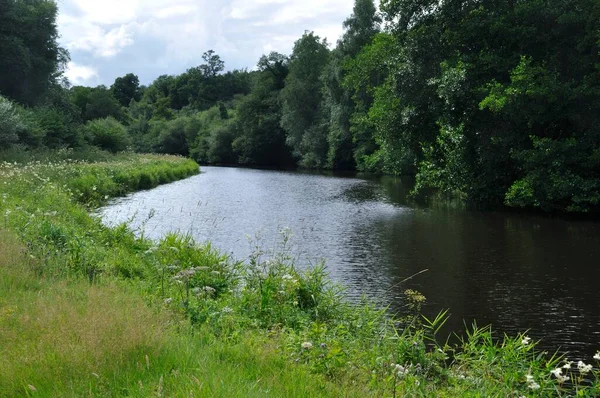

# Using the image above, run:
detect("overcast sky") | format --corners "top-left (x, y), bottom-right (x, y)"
top-left (57, 0), bottom-right (355, 87)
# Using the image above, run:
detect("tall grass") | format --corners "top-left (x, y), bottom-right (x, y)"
top-left (0, 152), bottom-right (599, 396)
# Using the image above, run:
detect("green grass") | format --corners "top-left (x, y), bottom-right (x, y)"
top-left (0, 151), bottom-right (598, 397)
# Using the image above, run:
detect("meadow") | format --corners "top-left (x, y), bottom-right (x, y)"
top-left (0, 151), bottom-right (598, 397)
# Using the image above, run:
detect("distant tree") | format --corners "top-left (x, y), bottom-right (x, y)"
top-left (257, 52), bottom-right (289, 90)
top-left (111, 73), bottom-right (141, 107)
top-left (280, 32), bottom-right (331, 168)
top-left (200, 50), bottom-right (225, 77)
top-left (322, 0), bottom-right (381, 170)
top-left (233, 58), bottom-right (293, 167)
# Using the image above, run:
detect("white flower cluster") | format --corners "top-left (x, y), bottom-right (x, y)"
top-left (301, 341), bottom-right (313, 350)
top-left (550, 367), bottom-right (569, 384)
top-left (525, 374), bottom-right (540, 390)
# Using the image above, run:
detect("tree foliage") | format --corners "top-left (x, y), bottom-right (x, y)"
top-left (2, 0), bottom-right (599, 213)
top-left (0, 0), bottom-right (68, 105)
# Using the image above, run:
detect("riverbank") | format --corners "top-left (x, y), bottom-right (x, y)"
top-left (0, 153), bottom-right (598, 396)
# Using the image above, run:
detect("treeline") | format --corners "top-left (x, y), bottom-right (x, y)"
top-left (1, 0), bottom-right (599, 213)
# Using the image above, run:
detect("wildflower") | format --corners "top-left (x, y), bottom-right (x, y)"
top-left (395, 364), bottom-right (408, 377)
top-left (525, 375), bottom-right (535, 383)
top-left (550, 368), bottom-right (568, 383)
top-left (163, 298), bottom-right (173, 305)
top-left (594, 352), bottom-right (600, 361)
top-left (191, 287), bottom-right (202, 296)
top-left (577, 360), bottom-right (593, 375)
top-left (525, 374), bottom-right (540, 390)
top-left (92, 185), bottom-right (97, 191)
top-left (203, 286), bottom-right (216, 295)
top-left (563, 361), bottom-right (573, 369)
top-left (528, 381), bottom-right (540, 390)
top-left (301, 342), bottom-right (313, 350)
top-left (521, 336), bottom-right (532, 345)
top-left (221, 306), bottom-right (233, 314)
top-left (550, 368), bottom-right (562, 378)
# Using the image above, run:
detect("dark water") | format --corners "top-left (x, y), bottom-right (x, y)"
top-left (98, 166), bottom-right (600, 360)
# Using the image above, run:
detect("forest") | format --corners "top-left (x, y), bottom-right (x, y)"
top-left (1, 0), bottom-right (599, 213)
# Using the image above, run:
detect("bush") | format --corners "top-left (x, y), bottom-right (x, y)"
top-left (84, 117), bottom-right (131, 153)
top-left (0, 96), bottom-right (23, 147)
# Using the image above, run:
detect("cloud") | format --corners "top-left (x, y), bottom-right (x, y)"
top-left (57, 0), bottom-right (355, 86)
top-left (65, 62), bottom-right (99, 86)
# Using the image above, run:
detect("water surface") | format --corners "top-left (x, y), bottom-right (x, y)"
top-left (99, 166), bottom-right (600, 359)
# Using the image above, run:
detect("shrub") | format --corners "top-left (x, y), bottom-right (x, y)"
top-left (0, 96), bottom-right (22, 147)
top-left (84, 117), bottom-right (131, 153)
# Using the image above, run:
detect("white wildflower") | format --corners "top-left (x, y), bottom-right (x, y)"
top-left (563, 361), bottom-right (573, 369)
top-left (550, 368), bottom-right (562, 378)
top-left (594, 352), bottom-right (600, 361)
top-left (163, 298), bottom-right (173, 305)
top-left (550, 368), bottom-right (568, 383)
top-left (525, 374), bottom-right (540, 390)
top-left (521, 336), bottom-right (532, 345)
top-left (394, 364), bottom-right (408, 377)
top-left (577, 360), bottom-right (593, 375)
top-left (528, 381), bottom-right (540, 390)
top-left (301, 342), bottom-right (313, 350)
top-left (203, 286), bottom-right (216, 295)
top-left (221, 306), bottom-right (233, 314)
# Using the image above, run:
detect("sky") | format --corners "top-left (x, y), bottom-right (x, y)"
top-left (57, 0), bottom-right (356, 87)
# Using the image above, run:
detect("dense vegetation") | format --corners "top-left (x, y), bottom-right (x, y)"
top-left (1, 0), bottom-right (599, 213)
top-left (1, 154), bottom-right (599, 396)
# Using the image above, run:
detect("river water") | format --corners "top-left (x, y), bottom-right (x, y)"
top-left (98, 166), bottom-right (600, 359)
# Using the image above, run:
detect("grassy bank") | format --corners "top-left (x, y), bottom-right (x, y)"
top-left (0, 153), bottom-right (598, 397)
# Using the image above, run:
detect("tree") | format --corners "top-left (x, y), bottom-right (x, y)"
top-left (70, 86), bottom-right (123, 122)
top-left (280, 32), bottom-right (331, 168)
top-left (232, 57), bottom-right (293, 167)
top-left (200, 50), bottom-right (225, 77)
top-left (0, 0), bottom-right (69, 105)
top-left (322, 0), bottom-right (381, 170)
top-left (111, 73), bottom-right (141, 107)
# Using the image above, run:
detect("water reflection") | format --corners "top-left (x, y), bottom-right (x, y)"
top-left (98, 166), bottom-right (600, 359)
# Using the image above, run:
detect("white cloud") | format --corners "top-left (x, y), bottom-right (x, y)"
top-left (63, 21), bottom-right (136, 58)
top-left (65, 62), bottom-right (99, 85)
top-left (57, 0), bottom-right (355, 85)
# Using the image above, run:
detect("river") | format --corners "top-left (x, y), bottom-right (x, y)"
top-left (98, 166), bottom-right (600, 359)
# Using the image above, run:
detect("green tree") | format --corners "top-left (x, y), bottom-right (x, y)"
top-left (233, 55), bottom-right (293, 167)
top-left (322, 0), bottom-right (381, 170)
top-left (280, 32), bottom-right (331, 168)
top-left (111, 73), bottom-right (141, 107)
top-left (0, 0), bottom-right (69, 105)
